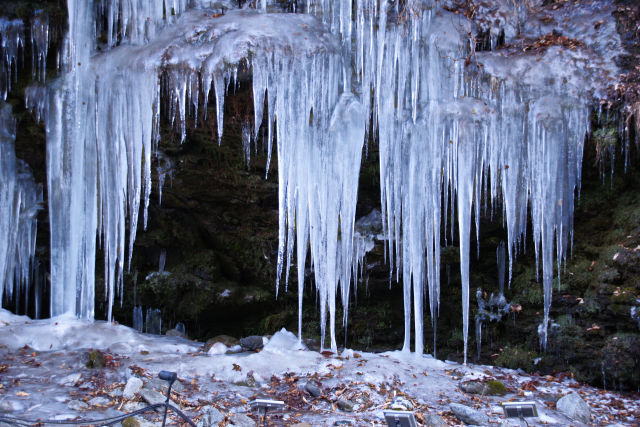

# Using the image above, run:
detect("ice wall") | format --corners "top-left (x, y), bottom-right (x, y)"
top-left (26, 0), bottom-right (620, 361)
top-left (0, 103), bottom-right (42, 309)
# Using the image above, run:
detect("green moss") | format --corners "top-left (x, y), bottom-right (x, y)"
top-left (494, 346), bottom-right (539, 371)
top-left (485, 380), bottom-right (507, 396)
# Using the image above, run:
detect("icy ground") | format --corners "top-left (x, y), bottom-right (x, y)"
top-left (0, 311), bottom-right (638, 426)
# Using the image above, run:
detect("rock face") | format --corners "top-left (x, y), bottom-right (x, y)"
top-left (450, 403), bottom-right (489, 426)
top-left (556, 392), bottom-right (591, 424)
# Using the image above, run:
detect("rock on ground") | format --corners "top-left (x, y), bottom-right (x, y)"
top-left (556, 392), bottom-right (591, 424)
top-left (228, 412), bottom-right (256, 427)
top-left (450, 403), bottom-right (489, 426)
top-left (239, 336), bottom-right (264, 351)
top-left (424, 414), bottom-right (447, 427)
top-left (123, 377), bottom-right (144, 399)
top-left (197, 406), bottom-right (225, 427)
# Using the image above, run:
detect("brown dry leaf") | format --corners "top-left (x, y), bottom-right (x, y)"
top-left (16, 391), bottom-right (29, 397)
top-left (232, 363), bottom-right (242, 372)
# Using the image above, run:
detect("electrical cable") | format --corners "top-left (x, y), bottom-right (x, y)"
top-left (0, 371), bottom-right (197, 427)
top-left (0, 402), bottom-right (189, 426)
top-left (0, 402), bottom-right (196, 426)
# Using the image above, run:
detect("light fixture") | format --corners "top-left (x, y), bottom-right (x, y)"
top-left (383, 410), bottom-right (418, 427)
top-left (501, 401), bottom-right (538, 419)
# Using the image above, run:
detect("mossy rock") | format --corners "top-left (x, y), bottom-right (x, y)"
top-left (484, 380), bottom-right (507, 396)
top-left (83, 350), bottom-right (106, 369)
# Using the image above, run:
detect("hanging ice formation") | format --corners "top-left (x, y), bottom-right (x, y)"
top-left (0, 102), bottom-right (43, 310)
top-left (1, 14), bottom-right (52, 99)
top-left (23, 0), bottom-right (622, 360)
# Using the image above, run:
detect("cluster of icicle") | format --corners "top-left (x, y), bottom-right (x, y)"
top-left (0, 102), bottom-right (42, 310)
top-left (0, 13), bottom-right (51, 99)
top-left (24, 0), bottom-right (599, 362)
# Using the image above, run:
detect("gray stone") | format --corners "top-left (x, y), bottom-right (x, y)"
top-left (123, 377), bottom-right (144, 399)
top-left (120, 401), bottom-right (147, 412)
top-left (146, 376), bottom-right (185, 393)
top-left (197, 406), bottom-right (225, 427)
top-left (67, 400), bottom-right (89, 411)
top-left (449, 403), bottom-right (489, 426)
top-left (460, 381), bottom-right (486, 394)
top-left (336, 397), bottom-right (354, 412)
top-left (390, 397), bottom-right (413, 411)
top-left (109, 387), bottom-right (123, 398)
top-left (556, 392), bottom-right (591, 424)
top-left (304, 381), bottom-right (322, 397)
top-left (424, 414), bottom-right (447, 427)
top-left (138, 388), bottom-right (166, 406)
top-left (229, 412), bottom-right (256, 427)
top-left (122, 416), bottom-right (156, 427)
top-left (239, 336), bottom-right (264, 351)
top-left (0, 399), bottom-right (24, 413)
top-left (89, 396), bottom-right (111, 407)
top-left (57, 373), bottom-right (82, 386)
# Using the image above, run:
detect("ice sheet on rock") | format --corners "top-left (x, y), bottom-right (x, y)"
top-left (0, 103), bottom-right (42, 312)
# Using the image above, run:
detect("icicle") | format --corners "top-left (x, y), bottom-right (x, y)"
top-left (0, 102), bottom-right (42, 309)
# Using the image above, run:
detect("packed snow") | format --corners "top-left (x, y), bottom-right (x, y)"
top-left (0, 310), bottom-right (638, 426)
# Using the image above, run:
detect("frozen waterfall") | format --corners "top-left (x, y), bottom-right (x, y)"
top-left (7, 0), bottom-right (623, 361)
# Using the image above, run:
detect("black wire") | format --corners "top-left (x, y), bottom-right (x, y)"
top-left (0, 402), bottom-right (197, 427)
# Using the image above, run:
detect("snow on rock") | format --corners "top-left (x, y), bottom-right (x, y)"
top-left (207, 342), bottom-right (228, 355)
top-left (0, 312), bottom-right (637, 425)
top-left (0, 309), bottom-right (197, 354)
top-left (262, 328), bottom-right (307, 353)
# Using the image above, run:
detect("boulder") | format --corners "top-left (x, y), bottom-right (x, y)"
top-left (460, 380), bottom-right (507, 396)
top-left (197, 406), bottom-right (225, 427)
top-left (57, 373), bottom-right (82, 386)
top-left (424, 414), bottom-right (447, 427)
top-left (122, 416), bottom-right (156, 427)
top-left (303, 381), bottom-right (322, 397)
top-left (88, 396), bottom-right (111, 406)
top-left (123, 377), bottom-right (144, 399)
top-left (229, 413), bottom-right (256, 427)
top-left (82, 349), bottom-right (106, 368)
top-left (138, 388), bottom-right (166, 406)
top-left (336, 397), bottom-right (354, 412)
top-left (67, 400), bottom-right (89, 411)
top-left (239, 336), bottom-right (264, 351)
top-left (556, 392), bottom-right (591, 424)
top-left (449, 403), bottom-right (489, 426)
top-left (390, 397), bottom-right (413, 411)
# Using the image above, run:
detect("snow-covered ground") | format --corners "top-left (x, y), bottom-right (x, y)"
top-left (0, 309), bottom-right (637, 426)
